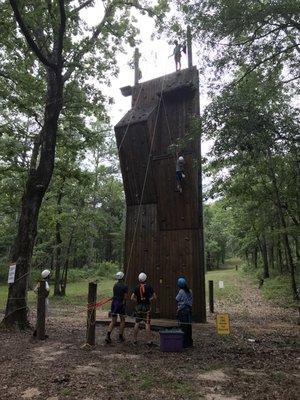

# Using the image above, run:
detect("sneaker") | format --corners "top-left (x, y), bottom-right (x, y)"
top-left (105, 336), bottom-right (112, 344)
top-left (146, 341), bottom-right (154, 348)
top-left (117, 335), bottom-right (125, 343)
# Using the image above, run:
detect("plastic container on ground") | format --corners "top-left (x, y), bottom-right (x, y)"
top-left (159, 329), bottom-right (184, 352)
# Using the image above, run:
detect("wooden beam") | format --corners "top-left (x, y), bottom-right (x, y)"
top-left (86, 282), bottom-right (97, 346)
top-left (187, 26), bottom-right (193, 68)
top-left (36, 280), bottom-right (46, 340)
top-left (134, 47), bottom-right (141, 85)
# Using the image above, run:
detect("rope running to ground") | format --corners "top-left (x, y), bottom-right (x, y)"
top-left (124, 68), bottom-right (169, 280)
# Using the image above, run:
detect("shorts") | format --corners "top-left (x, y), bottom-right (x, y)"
top-left (134, 303), bottom-right (151, 324)
top-left (110, 299), bottom-right (126, 317)
top-left (176, 171), bottom-right (184, 183)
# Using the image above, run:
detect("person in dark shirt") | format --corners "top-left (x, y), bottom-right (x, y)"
top-left (131, 272), bottom-right (156, 346)
top-left (105, 271), bottom-right (128, 344)
top-left (176, 155), bottom-right (185, 193)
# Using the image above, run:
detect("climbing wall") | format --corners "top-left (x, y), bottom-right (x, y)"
top-left (115, 67), bottom-right (206, 322)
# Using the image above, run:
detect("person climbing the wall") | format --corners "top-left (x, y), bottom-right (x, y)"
top-left (176, 277), bottom-right (193, 348)
top-left (176, 155), bottom-right (186, 193)
top-left (131, 272), bottom-right (156, 346)
top-left (105, 271), bottom-right (128, 344)
top-left (33, 269), bottom-right (51, 338)
top-left (173, 40), bottom-right (186, 71)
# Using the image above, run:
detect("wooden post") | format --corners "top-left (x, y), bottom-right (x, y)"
top-left (209, 280), bottom-right (214, 314)
top-left (134, 47), bottom-right (141, 86)
top-left (86, 282), bottom-right (97, 346)
top-left (187, 26), bottom-right (193, 68)
top-left (36, 280), bottom-right (46, 340)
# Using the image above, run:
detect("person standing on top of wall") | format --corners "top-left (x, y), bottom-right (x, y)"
top-left (33, 269), bottom-right (51, 338)
top-left (131, 272), bottom-right (156, 346)
top-left (173, 40), bottom-right (186, 71)
top-left (176, 277), bottom-right (193, 348)
top-left (176, 155), bottom-right (186, 193)
top-left (105, 271), bottom-right (128, 344)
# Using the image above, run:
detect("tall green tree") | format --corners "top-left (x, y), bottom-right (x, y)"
top-left (203, 69), bottom-right (299, 298)
top-left (1, 0), bottom-right (168, 328)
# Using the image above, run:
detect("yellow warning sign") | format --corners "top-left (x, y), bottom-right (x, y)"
top-left (216, 313), bottom-right (230, 335)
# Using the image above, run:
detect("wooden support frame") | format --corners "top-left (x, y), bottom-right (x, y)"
top-left (36, 280), bottom-right (46, 340)
top-left (86, 282), bottom-right (97, 346)
top-left (209, 280), bottom-right (214, 314)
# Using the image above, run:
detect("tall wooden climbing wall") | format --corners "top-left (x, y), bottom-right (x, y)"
top-left (115, 67), bottom-right (206, 322)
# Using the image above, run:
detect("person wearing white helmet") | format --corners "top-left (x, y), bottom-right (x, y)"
top-left (105, 271), bottom-right (128, 344)
top-left (176, 154), bottom-right (186, 193)
top-left (131, 272), bottom-right (156, 346)
top-left (33, 269), bottom-right (51, 338)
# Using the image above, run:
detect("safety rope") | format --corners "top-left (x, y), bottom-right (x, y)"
top-left (124, 70), bottom-right (168, 279)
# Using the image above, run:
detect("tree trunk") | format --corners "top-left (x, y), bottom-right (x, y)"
top-left (277, 239), bottom-right (284, 273)
top-left (253, 247), bottom-right (258, 269)
top-left (261, 234), bottom-right (270, 279)
top-left (2, 68), bottom-right (63, 328)
top-left (266, 149), bottom-right (299, 300)
top-left (53, 181), bottom-right (65, 296)
top-left (268, 241), bottom-right (275, 270)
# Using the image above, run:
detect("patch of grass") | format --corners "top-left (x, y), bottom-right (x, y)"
top-left (225, 257), bottom-right (242, 266)
top-left (271, 371), bottom-right (286, 382)
top-left (260, 275), bottom-right (298, 308)
top-left (206, 267), bottom-right (242, 302)
top-left (241, 264), bottom-right (298, 308)
top-left (60, 388), bottom-right (72, 396)
top-left (0, 278), bottom-right (114, 310)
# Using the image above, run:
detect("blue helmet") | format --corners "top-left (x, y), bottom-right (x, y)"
top-left (177, 277), bottom-right (187, 288)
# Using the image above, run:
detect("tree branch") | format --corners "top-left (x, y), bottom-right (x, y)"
top-left (57, 0), bottom-right (67, 62)
top-left (9, 0), bottom-right (56, 69)
top-left (71, 0), bottom-right (95, 14)
top-left (64, 0), bottom-right (157, 82)
top-left (63, 2), bottom-right (115, 82)
top-left (232, 44), bottom-right (299, 86)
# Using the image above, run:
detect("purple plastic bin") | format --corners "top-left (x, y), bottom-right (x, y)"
top-left (159, 329), bottom-right (184, 352)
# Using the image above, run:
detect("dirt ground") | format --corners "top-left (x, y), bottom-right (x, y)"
top-left (0, 272), bottom-right (299, 400)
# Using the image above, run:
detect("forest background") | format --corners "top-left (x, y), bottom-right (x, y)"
top-left (0, 0), bottom-right (299, 328)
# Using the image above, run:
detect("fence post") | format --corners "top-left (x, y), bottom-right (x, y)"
top-left (209, 280), bottom-right (214, 314)
top-left (86, 282), bottom-right (97, 346)
top-left (36, 280), bottom-right (46, 340)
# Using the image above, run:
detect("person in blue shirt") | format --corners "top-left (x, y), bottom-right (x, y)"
top-left (176, 277), bottom-right (193, 347)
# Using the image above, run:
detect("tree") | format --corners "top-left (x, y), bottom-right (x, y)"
top-left (178, 0), bottom-right (300, 87)
top-left (203, 69), bottom-right (299, 298)
top-left (1, 0), bottom-right (168, 328)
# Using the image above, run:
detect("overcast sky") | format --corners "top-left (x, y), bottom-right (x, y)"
top-left (82, 2), bottom-right (212, 155)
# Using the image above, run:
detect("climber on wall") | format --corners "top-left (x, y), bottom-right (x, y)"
top-left (176, 155), bottom-right (186, 193)
top-left (172, 40), bottom-right (186, 71)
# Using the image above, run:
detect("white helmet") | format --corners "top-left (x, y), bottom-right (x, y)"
top-left (138, 272), bottom-right (147, 282)
top-left (115, 271), bottom-right (124, 280)
top-left (41, 269), bottom-right (50, 279)
top-left (178, 156), bottom-right (184, 161)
